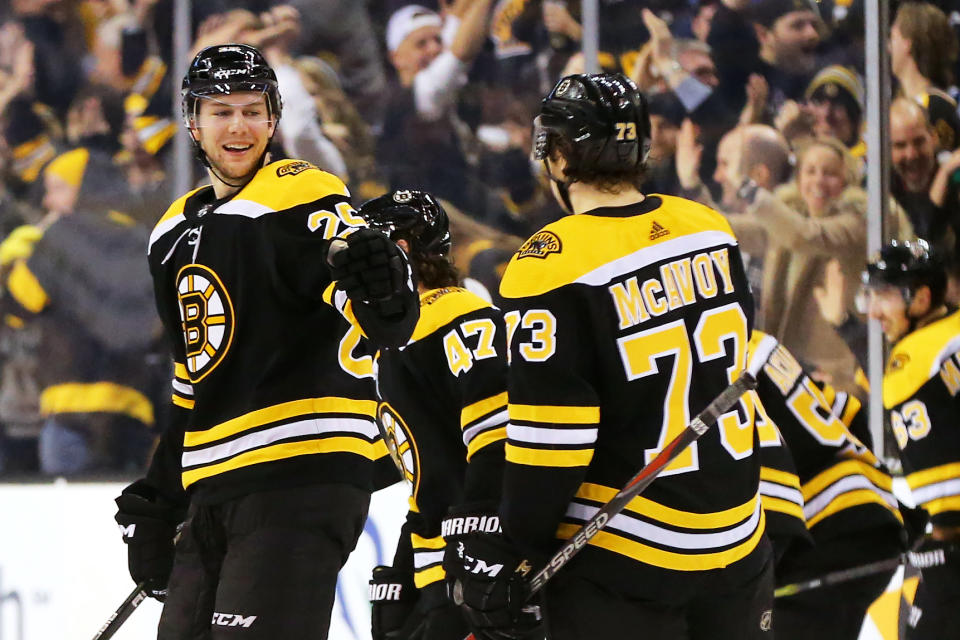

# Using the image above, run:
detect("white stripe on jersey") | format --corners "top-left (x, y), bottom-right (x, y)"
top-left (574, 230), bottom-right (738, 287)
top-left (508, 424), bottom-right (599, 446)
top-left (462, 409), bottom-right (509, 446)
top-left (759, 480), bottom-right (803, 506)
top-left (148, 213), bottom-right (186, 253)
top-left (413, 550), bottom-right (444, 569)
top-left (171, 379), bottom-right (194, 396)
top-left (803, 474), bottom-right (898, 521)
top-left (910, 477), bottom-right (960, 505)
top-left (566, 497), bottom-right (762, 551)
top-left (181, 416), bottom-right (379, 467)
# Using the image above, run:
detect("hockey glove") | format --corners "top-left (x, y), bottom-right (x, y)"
top-left (442, 505), bottom-right (543, 640)
top-left (114, 479), bottom-right (183, 601)
top-left (370, 564), bottom-right (419, 640)
top-left (327, 229), bottom-right (408, 303)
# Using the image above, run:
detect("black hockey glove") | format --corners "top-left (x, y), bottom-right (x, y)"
top-left (370, 564), bottom-right (419, 640)
top-left (327, 229), bottom-right (408, 303)
top-left (442, 505), bottom-right (543, 640)
top-left (114, 479), bottom-right (184, 601)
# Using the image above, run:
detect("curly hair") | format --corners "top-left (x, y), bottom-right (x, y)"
top-left (548, 135), bottom-right (648, 194)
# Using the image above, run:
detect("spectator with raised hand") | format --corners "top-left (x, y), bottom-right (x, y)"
top-left (891, 2), bottom-right (960, 152)
top-left (378, 1), bottom-right (510, 227)
top-left (738, 137), bottom-right (894, 394)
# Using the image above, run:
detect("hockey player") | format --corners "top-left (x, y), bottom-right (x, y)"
top-left (749, 331), bottom-right (905, 640)
top-left (860, 239), bottom-right (960, 638)
top-left (358, 190), bottom-right (508, 640)
top-left (112, 44), bottom-right (418, 640)
top-left (445, 72), bottom-right (772, 640)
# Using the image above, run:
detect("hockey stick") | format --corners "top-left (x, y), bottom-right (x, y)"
top-left (90, 582), bottom-right (149, 640)
top-left (774, 555), bottom-right (903, 598)
top-left (526, 372), bottom-right (758, 596)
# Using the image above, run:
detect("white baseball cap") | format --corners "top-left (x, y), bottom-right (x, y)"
top-left (386, 5), bottom-right (443, 53)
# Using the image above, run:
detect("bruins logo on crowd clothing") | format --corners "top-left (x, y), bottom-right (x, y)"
top-left (176, 264), bottom-right (234, 382)
top-left (517, 230), bottom-right (561, 259)
top-left (378, 402), bottom-right (418, 489)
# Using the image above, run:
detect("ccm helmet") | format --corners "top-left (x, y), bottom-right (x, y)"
top-left (533, 72), bottom-right (651, 174)
top-left (181, 44), bottom-right (282, 127)
top-left (359, 190), bottom-right (451, 257)
top-left (860, 239), bottom-right (947, 310)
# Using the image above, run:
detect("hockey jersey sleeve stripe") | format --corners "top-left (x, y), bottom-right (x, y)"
top-left (466, 426), bottom-right (507, 461)
top-left (413, 550), bottom-right (444, 569)
top-left (414, 565), bottom-right (446, 589)
top-left (805, 488), bottom-right (902, 528)
top-left (760, 466), bottom-right (802, 490)
top-left (7, 260), bottom-right (49, 313)
top-left (174, 362), bottom-right (189, 379)
top-left (922, 495), bottom-right (960, 517)
top-left (462, 410), bottom-right (509, 446)
top-left (183, 397), bottom-right (378, 446)
top-left (905, 462), bottom-right (960, 492)
top-left (759, 480), bottom-right (804, 506)
top-left (554, 510), bottom-right (765, 571)
top-left (461, 391), bottom-right (508, 428)
top-left (508, 403), bottom-right (600, 424)
top-left (505, 443), bottom-right (593, 467)
top-left (840, 394), bottom-right (861, 427)
top-left (172, 394), bottom-right (195, 409)
top-left (40, 382), bottom-right (154, 426)
top-left (507, 424), bottom-right (598, 445)
top-left (410, 533), bottom-right (446, 549)
top-left (575, 482), bottom-right (758, 529)
top-left (761, 495), bottom-right (806, 521)
top-left (181, 437), bottom-right (388, 488)
top-left (909, 477), bottom-right (960, 505)
top-left (182, 416), bottom-right (380, 466)
top-left (803, 459), bottom-right (894, 499)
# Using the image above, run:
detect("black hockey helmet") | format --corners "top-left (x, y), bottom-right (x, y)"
top-left (181, 44), bottom-right (282, 127)
top-left (359, 190), bottom-right (451, 257)
top-left (860, 239), bottom-right (947, 309)
top-left (533, 73), bottom-right (651, 173)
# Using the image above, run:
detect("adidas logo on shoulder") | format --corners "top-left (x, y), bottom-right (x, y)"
top-left (649, 221), bottom-right (669, 240)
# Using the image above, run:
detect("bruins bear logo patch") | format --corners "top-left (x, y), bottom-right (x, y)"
top-left (518, 230), bottom-right (562, 259)
top-left (377, 403), bottom-right (419, 490)
top-left (176, 264), bottom-right (235, 382)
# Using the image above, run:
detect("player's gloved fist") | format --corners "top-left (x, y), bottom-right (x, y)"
top-left (327, 229), bottom-right (408, 303)
top-left (441, 505), bottom-right (542, 640)
top-left (369, 565), bottom-right (418, 640)
top-left (114, 480), bottom-right (183, 601)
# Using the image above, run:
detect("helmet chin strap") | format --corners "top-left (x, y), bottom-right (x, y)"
top-left (543, 157), bottom-right (574, 214)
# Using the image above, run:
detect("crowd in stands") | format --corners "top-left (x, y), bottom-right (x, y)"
top-left (1, 0), bottom-right (959, 476)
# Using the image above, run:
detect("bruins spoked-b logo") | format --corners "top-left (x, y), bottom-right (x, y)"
top-left (377, 403), bottom-right (419, 490)
top-left (517, 230), bottom-right (562, 259)
top-left (176, 264), bottom-right (235, 382)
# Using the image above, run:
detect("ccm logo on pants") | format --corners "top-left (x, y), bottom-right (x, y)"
top-left (212, 613), bottom-right (257, 627)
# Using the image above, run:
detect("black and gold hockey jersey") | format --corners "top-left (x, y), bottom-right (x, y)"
top-left (749, 332), bottom-right (904, 577)
top-left (883, 308), bottom-right (960, 528)
top-left (499, 194), bottom-right (766, 598)
top-left (146, 159), bottom-right (394, 505)
top-left (374, 287), bottom-right (508, 589)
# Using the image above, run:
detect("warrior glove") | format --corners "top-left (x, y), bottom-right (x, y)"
top-left (327, 229), bottom-right (408, 304)
top-left (442, 505), bottom-right (543, 640)
top-left (114, 479), bottom-right (184, 601)
top-left (369, 564), bottom-right (419, 640)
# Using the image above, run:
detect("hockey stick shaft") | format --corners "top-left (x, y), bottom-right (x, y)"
top-left (774, 556), bottom-right (903, 598)
top-left (527, 372), bottom-right (758, 595)
top-left (90, 583), bottom-right (149, 640)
